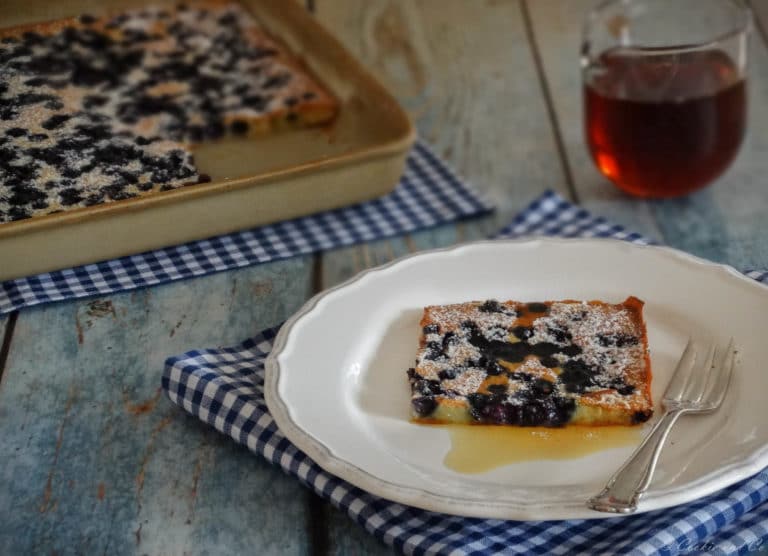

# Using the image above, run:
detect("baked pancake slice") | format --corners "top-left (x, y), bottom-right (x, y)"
top-left (407, 297), bottom-right (653, 427)
top-left (0, 1), bottom-right (338, 223)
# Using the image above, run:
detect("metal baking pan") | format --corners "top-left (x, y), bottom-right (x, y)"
top-left (0, 0), bottom-right (416, 281)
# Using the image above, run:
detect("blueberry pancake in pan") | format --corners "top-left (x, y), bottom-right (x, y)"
top-left (0, 1), bottom-right (338, 223)
top-left (407, 297), bottom-right (653, 427)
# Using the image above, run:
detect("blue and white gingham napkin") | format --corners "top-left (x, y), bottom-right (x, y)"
top-left (0, 141), bottom-right (492, 315)
top-left (162, 190), bottom-right (768, 556)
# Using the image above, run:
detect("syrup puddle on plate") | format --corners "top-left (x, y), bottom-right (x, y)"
top-left (443, 425), bottom-right (642, 474)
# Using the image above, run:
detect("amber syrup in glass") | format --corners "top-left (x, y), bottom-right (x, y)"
top-left (584, 48), bottom-right (746, 198)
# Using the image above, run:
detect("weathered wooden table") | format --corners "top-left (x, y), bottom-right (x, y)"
top-left (2, 1), bottom-right (768, 554)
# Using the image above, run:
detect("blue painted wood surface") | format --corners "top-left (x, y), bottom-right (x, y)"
top-left (1, 1), bottom-right (767, 554)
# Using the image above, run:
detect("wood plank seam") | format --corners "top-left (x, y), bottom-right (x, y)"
top-left (304, 0), bottom-right (332, 549)
top-left (520, 0), bottom-right (579, 203)
top-left (308, 494), bottom-right (330, 556)
top-left (0, 311), bottom-right (17, 387)
top-left (312, 255), bottom-right (324, 295)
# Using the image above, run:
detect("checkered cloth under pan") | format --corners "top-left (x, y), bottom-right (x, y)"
top-left (163, 190), bottom-right (768, 556)
top-left (0, 141), bottom-right (492, 315)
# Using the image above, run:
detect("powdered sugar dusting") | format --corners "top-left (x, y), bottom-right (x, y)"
top-left (408, 298), bottom-right (652, 426)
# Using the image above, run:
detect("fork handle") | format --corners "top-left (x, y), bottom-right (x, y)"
top-left (588, 408), bottom-right (685, 513)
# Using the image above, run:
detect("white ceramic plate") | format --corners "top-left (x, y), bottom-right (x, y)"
top-left (264, 238), bottom-right (768, 520)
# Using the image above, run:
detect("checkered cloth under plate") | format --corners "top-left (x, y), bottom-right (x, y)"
top-left (0, 141), bottom-right (492, 315)
top-left (163, 191), bottom-right (768, 556)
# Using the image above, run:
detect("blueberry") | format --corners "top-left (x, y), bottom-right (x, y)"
top-left (104, 183), bottom-right (133, 201)
top-left (84, 192), bottom-right (104, 206)
top-left (0, 106), bottom-right (16, 120)
top-left (411, 396), bottom-right (437, 417)
top-left (521, 402), bottom-right (545, 426)
top-left (218, 12), bottom-right (238, 26)
top-left (487, 340), bottom-right (530, 363)
top-left (441, 331), bottom-right (457, 351)
top-left (512, 326), bottom-right (533, 341)
top-left (17, 93), bottom-right (57, 106)
top-left (437, 369), bottom-right (457, 380)
top-left (598, 334), bottom-right (639, 348)
top-left (487, 383), bottom-right (507, 395)
top-left (8, 206), bottom-right (30, 221)
top-left (197, 174), bottom-right (212, 184)
top-left (614, 382), bottom-right (635, 396)
top-left (83, 95), bottom-right (109, 109)
top-left (478, 299), bottom-right (503, 313)
top-left (30, 147), bottom-right (65, 166)
top-left (23, 77), bottom-right (50, 87)
top-left (424, 341), bottom-right (443, 360)
top-left (422, 324), bottom-right (439, 335)
top-left (414, 379), bottom-right (441, 396)
top-left (559, 359), bottom-right (594, 393)
top-left (467, 392), bottom-right (488, 420)
top-left (486, 402), bottom-right (512, 424)
top-left (532, 342), bottom-right (559, 357)
top-left (5, 128), bottom-right (26, 137)
top-left (262, 73), bottom-right (291, 89)
top-left (72, 63), bottom-right (115, 87)
top-left (548, 397), bottom-right (575, 426)
top-left (41, 114), bottom-right (70, 130)
top-left (79, 13), bottom-right (97, 25)
top-left (530, 379), bottom-right (554, 397)
top-left (61, 167), bottom-right (84, 179)
top-left (561, 344), bottom-right (582, 357)
top-left (631, 410), bottom-right (652, 424)
top-left (464, 323), bottom-right (489, 349)
top-left (526, 302), bottom-right (549, 313)
top-left (484, 360), bottom-right (505, 376)
top-left (243, 94), bottom-right (268, 111)
top-left (58, 188), bottom-right (83, 206)
top-left (547, 326), bottom-right (572, 343)
top-left (44, 99), bottom-right (65, 111)
top-left (233, 84), bottom-right (251, 96)
top-left (476, 356), bottom-right (503, 376)
top-left (10, 185), bottom-right (47, 205)
top-left (540, 356), bottom-right (559, 368)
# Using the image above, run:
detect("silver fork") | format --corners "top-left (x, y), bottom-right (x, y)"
top-left (587, 338), bottom-right (737, 514)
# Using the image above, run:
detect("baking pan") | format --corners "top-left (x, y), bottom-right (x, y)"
top-left (0, 0), bottom-right (416, 281)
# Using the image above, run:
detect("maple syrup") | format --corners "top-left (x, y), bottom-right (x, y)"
top-left (584, 48), bottom-right (746, 198)
top-left (443, 425), bottom-right (642, 474)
